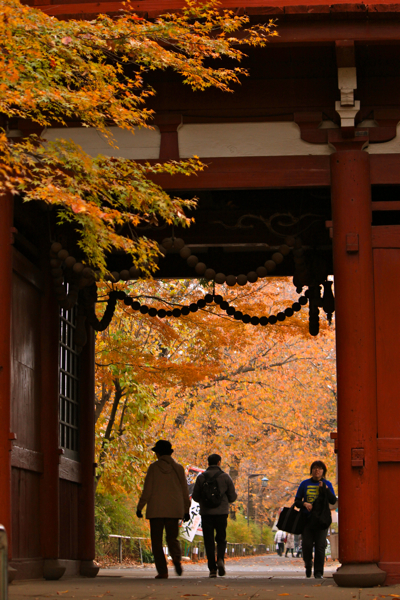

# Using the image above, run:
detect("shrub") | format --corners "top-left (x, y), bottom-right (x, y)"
top-left (95, 491), bottom-right (150, 559)
top-left (227, 512), bottom-right (272, 545)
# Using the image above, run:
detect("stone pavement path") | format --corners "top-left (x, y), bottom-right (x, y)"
top-left (9, 555), bottom-right (400, 600)
top-left (96, 555), bottom-right (339, 579)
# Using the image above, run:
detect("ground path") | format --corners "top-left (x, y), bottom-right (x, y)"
top-left (9, 554), bottom-right (399, 600)
top-left (97, 555), bottom-right (339, 579)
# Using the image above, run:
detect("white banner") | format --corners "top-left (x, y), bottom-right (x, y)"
top-left (180, 466), bottom-right (205, 541)
top-left (180, 502), bottom-right (202, 542)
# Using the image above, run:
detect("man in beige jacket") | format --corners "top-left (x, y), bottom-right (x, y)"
top-left (137, 440), bottom-right (191, 578)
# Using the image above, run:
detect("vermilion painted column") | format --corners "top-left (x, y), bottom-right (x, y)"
top-left (330, 149), bottom-right (384, 587)
top-left (78, 325), bottom-right (99, 577)
top-left (0, 193), bottom-right (13, 557)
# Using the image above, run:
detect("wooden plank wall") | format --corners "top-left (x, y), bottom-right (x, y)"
top-left (10, 247), bottom-right (83, 571)
top-left (10, 258), bottom-right (43, 560)
top-left (11, 469), bottom-right (41, 558)
top-left (11, 271), bottom-right (41, 448)
top-left (59, 479), bottom-right (80, 560)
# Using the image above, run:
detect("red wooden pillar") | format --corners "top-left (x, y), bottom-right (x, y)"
top-left (78, 325), bottom-right (99, 577)
top-left (156, 115), bottom-right (181, 161)
top-left (330, 149), bottom-right (385, 587)
top-left (40, 262), bottom-right (65, 580)
top-left (0, 193), bottom-right (13, 558)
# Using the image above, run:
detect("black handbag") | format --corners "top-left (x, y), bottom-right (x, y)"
top-left (310, 488), bottom-right (332, 530)
top-left (277, 504), bottom-right (307, 535)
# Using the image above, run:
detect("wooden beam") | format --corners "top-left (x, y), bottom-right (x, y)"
top-left (36, 0), bottom-right (400, 17)
top-left (11, 447), bottom-right (44, 474)
top-left (268, 20), bottom-right (400, 45)
top-left (150, 155), bottom-right (331, 190)
top-left (37, 1), bottom-right (400, 45)
top-left (371, 201), bottom-right (400, 211)
top-left (149, 154), bottom-right (400, 190)
top-left (59, 456), bottom-right (82, 484)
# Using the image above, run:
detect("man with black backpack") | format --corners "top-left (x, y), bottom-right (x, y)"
top-left (192, 454), bottom-right (237, 578)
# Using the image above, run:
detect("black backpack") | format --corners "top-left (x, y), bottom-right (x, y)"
top-left (201, 471), bottom-right (223, 508)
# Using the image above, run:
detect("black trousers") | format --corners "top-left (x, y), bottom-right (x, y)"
top-left (201, 514), bottom-right (228, 572)
top-left (149, 518), bottom-right (181, 575)
top-left (302, 522), bottom-right (328, 576)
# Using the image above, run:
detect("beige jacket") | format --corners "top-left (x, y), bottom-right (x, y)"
top-left (285, 533), bottom-right (295, 549)
top-left (137, 455), bottom-right (191, 519)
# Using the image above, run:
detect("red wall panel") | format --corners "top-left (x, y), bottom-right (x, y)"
top-left (374, 245), bottom-right (400, 573)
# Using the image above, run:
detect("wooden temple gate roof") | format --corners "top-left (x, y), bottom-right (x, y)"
top-left (27, 0), bottom-right (400, 20)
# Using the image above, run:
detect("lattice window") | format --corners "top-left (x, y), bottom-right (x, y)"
top-left (59, 303), bottom-right (80, 459)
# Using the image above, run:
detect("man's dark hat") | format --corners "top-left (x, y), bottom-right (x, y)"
top-left (152, 440), bottom-right (173, 454)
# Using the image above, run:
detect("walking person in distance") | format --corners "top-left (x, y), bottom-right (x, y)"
top-left (295, 460), bottom-right (336, 579)
top-left (295, 534), bottom-right (302, 558)
top-left (285, 533), bottom-right (295, 557)
top-left (136, 440), bottom-right (191, 579)
top-left (274, 530), bottom-right (286, 556)
top-left (192, 453), bottom-right (237, 578)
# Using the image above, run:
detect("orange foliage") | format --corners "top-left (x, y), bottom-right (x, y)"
top-left (0, 0), bottom-right (276, 274)
top-left (149, 279), bottom-right (337, 521)
top-left (95, 277), bottom-right (337, 517)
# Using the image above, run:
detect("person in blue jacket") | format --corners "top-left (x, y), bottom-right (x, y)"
top-left (295, 460), bottom-right (336, 580)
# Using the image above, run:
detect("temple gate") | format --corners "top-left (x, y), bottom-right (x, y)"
top-left (2, 0), bottom-right (400, 588)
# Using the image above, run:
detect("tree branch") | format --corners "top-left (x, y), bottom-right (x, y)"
top-left (95, 382), bottom-right (112, 424)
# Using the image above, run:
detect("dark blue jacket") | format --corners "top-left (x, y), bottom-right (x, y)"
top-left (295, 477), bottom-right (336, 516)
